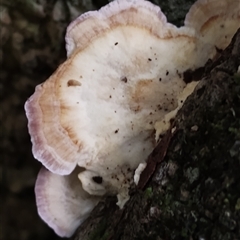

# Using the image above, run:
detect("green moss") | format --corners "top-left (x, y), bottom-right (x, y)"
top-left (233, 72), bottom-right (240, 84)
top-left (235, 198), bottom-right (240, 211)
top-left (144, 187), bottom-right (153, 199)
top-left (229, 127), bottom-right (240, 138)
top-left (88, 218), bottom-right (109, 240)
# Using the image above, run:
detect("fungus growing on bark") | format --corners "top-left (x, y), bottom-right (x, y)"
top-left (25, 0), bottom-right (240, 237)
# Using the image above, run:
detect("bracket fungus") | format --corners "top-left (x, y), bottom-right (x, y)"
top-left (25, 0), bottom-right (240, 237)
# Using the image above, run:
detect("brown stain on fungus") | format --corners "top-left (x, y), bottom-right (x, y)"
top-left (200, 15), bottom-right (220, 33)
top-left (131, 80), bottom-right (153, 104)
top-left (109, 7), bottom-right (139, 26)
top-left (62, 125), bottom-right (83, 151)
top-left (67, 79), bottom-right (81, 87)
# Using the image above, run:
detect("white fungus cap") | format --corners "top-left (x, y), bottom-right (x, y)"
top-left (25, 0), bottom-right (197, 187)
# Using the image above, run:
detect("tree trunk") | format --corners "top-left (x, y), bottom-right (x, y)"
top-left (73, 29), bottom-right (240, 240)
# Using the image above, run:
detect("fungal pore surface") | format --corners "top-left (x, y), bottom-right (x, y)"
top-left (25, 0), bottom-right (240, 237)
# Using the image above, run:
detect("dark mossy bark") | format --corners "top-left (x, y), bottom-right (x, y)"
top-left (73, 30), bottom-right (240, 240)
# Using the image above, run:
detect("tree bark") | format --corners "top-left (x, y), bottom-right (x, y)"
top-left (73, 29), bottom-right (240, 240)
